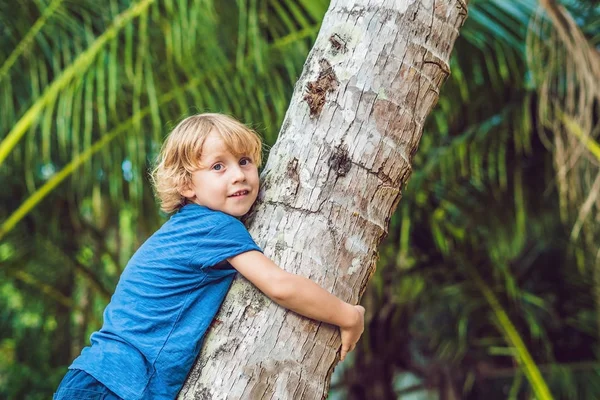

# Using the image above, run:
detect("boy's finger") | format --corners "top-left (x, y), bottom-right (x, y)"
top-left (340, 346), bottom-right (349, 361)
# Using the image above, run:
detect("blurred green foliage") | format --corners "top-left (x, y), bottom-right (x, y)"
top-left (332, 1), bottom-right (600, 399)
top-left (0, 0), bottom-right (599, 399)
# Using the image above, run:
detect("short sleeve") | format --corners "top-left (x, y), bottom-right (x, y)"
top-left (194, 217), bottom-right (262, 269)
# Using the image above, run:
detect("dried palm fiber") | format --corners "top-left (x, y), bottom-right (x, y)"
top-left (527, 0), bottom-right (600, 332)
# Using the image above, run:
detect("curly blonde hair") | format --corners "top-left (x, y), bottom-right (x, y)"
top-left (151, 113), bottom-right (263, 213)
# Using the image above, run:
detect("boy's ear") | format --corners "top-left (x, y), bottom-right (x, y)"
top-left (178, 182), bottom-right (195, 199)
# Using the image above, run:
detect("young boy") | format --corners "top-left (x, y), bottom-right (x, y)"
top-left (54, 113), bottom-right (365, 399)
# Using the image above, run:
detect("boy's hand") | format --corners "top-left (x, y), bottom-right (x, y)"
top-left (339, 305), bottom-right (365, 361)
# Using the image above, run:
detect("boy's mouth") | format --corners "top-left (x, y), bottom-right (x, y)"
top-left (228, 190), bottom-right (249, 197)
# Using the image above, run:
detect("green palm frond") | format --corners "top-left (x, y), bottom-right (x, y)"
top-left (0, 0), bottom-right (328, 236)
top-left (0, 0), bottom-right (65, 83)
top-left (466, 263), bottom-right (553, 400)
top-left (0, 0), bottom-right (156, 166)
top-left (340, 0), bottom-right (599, 398)
top-left (0, 9), bottom-right (323, 240)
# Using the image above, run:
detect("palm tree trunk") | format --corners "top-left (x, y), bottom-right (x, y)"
top-left (179, 0), bottom-right (467, 398)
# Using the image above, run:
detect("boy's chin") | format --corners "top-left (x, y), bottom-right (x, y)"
top-left (222, 205), bottom-right (253, 217)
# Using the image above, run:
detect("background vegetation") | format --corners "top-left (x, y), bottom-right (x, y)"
top-left (0, 0), bottom-right (598, 399)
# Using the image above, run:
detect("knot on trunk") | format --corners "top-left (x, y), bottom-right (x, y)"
top-left (304, 59), bottom-right (339, 117)
top-left (329, 33), bottom-right (348, 54)
top-left (328, 145), bottom-right (352, 177)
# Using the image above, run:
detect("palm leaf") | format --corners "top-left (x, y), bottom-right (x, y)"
top-left (0, 20), bottom-right (321, 240)
top-left (0, 0), bottom-right (156, 166)
top-left (0, 0), bottom-right (65, 83)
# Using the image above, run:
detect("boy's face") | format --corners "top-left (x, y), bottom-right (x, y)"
top-left (181, 131), bottom-right (259, 217)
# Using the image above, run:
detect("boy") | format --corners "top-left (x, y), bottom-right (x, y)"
top-left (54, 113), bottom-right (365, 399)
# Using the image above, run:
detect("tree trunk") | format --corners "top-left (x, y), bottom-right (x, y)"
top-left (180, 0), bottom-right (467, 398)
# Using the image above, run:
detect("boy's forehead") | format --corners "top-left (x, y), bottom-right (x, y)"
top-left (200, 133), bottom-right (236, 159)
top-left (202, 132), bottom-right (227, 151)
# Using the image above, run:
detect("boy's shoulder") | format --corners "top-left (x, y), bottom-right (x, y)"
top-left (167, 204), bottom-right (243, 233)
top-left (135, 205), bottom-right (247, 258)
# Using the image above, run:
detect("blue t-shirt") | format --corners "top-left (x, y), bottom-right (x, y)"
top-left (70, 204), bottom-right (261, 399)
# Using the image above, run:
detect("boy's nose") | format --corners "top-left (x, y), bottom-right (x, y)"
top-left (230, 165), bottom-right (246, 183)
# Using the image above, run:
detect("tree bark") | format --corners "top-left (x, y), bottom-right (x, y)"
top-left (180, 0), bottom-right (467, 398)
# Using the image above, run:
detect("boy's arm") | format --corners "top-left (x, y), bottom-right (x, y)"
top-left (228, 250), bottom-right (364, 361)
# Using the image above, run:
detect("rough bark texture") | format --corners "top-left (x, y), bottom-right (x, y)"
top-left (180, 0), bottom-right (467, 398)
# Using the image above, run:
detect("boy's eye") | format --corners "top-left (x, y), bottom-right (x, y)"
top-left (212, 163), bottom-right (224, 171)
top-left (239, 157), bottom-right (251, 166)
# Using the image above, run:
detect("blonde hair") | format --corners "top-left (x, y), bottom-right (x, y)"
top-left (151, 113), bottom-right (263, 213)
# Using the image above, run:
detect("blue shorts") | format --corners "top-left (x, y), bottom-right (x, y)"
top-left (53, 369), bottom-right (123, 400)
